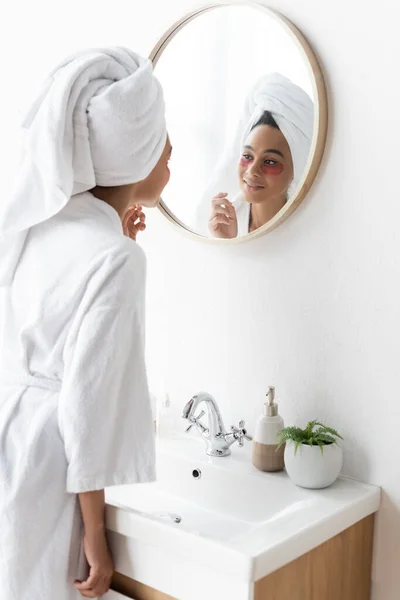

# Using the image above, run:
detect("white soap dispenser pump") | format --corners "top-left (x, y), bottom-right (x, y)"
top-left (252, 386), bottom-right (285, 472)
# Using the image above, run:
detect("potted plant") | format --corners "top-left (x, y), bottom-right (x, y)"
top-left (277, 421), bottom-right (344, 489)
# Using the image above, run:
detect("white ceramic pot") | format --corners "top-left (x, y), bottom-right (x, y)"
top-left (284, 441), bottom-right (343, 489)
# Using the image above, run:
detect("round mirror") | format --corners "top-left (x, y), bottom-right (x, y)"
top-left (151, 3), bottom-right (327, 242)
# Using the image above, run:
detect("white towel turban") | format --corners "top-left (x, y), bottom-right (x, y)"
top-left (242, 73), bottom-right (314, 190)
top-left (195, 73), bottom-right (314, 234)
top-left (0, 47), bottom-right (166, 285)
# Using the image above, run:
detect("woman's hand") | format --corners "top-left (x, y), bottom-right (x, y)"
top-left (74, 529), bottom-right (114, 598)
top-left (122, 205), bottom-right (146, 240)
top-left (208, 193), bottom-right (238, 239)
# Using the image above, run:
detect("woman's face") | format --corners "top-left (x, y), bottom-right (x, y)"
top-left (238, 125), bottom-right (293, 205)
top-left (133, 136), bottom-right (173, 207)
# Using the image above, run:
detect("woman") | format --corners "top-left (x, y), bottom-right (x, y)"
top-left (206, 73), bottom-right (314, 238)
top-left (209, 110), bottom-right (293, 237)
top-left (0, 48), bottom-right (171, 600)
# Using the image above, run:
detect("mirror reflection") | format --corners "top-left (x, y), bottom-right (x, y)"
top-left (154, 5), bottom-right (316, 239)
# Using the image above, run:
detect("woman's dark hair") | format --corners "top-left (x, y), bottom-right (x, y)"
top-left (251, 110), bottom-right (279, 131)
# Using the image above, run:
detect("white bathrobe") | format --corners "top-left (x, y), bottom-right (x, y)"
top-left (0, 192), bottom-right (155, 599)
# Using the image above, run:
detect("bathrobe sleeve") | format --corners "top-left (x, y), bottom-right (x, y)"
top-left (58, 243), bottom-right (156, 493)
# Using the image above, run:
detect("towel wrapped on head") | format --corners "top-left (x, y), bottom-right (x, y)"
top-left (242, 73), bottom-right (314, 191)
top-left (0, 47), bottom-right (166, 284)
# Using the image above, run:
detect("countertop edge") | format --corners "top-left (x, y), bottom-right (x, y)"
top-left (252, 488), bottom-right (381, 581)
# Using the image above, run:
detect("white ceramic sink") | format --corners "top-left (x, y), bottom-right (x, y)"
top-left (107, 442), bottom-right (316, 543)
top-left (105, 436), bottom-right (380, 600)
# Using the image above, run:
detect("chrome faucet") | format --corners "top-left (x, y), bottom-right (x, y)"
top-left (182, 391), bottom-right (252, 457)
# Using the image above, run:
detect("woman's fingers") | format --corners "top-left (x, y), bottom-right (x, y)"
top-left (212, 194), bottom-right (232, 208)
top-left (127, 207), bottom-right (145, 224)
top-left (132, 214), bottom-right (146, 227)
top-left (210, 194), bottom-right (236, 226)
top-left (123, 204), bottom-right (146, 240)
top-left (75, 568), bottom-right (111, 590)
top-left (79, 591), bottom-right (97, 598)
top-left (127, 219), bottom-right (146, 234)
top-left (79, 590), bottom-right (108, 599)
top-left (74, 581), bottom-right (92, 591)
top-left (209, 215), bottom-right (230, 230)
top-left (212, 195), bottom-right (235, 216)
top-left (122, 205), bottom-right (138, 227)
top-left (209, 217), bottom-right (221, 232)
top-left (75, 574), bottom-right (111, 598)
top-left (210, 213), bottom-right (232, 225)
top-left (74, 573), bottom-right (100, 591)
top-left (211, 205), bottom-right (234, 218)
top-left (208, 193), bottom-right (238, 238)
top-left (128, 214), bottom-right (145, 227)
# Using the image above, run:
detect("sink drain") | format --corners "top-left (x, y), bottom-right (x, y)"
top-left (192, 468), bottom-right (202, 479)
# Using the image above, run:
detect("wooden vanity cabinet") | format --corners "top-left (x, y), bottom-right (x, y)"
top-left (105, 515), bottom-right (374, 600)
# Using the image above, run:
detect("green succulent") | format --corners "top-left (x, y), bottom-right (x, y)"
top-left (277, 420), bottom-right (343, 455)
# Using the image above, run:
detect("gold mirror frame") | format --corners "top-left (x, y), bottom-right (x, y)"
top-left (150, 1), bottom-right (328, 244)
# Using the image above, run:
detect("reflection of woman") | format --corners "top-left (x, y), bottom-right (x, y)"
top-left (0, 48), bottom-right (170, 600)
top-left (206, 73), bottom-right (314, 238)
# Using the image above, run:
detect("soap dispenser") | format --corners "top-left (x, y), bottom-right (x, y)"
top-left (156, 393), bottom-right (175, 439)
top-left (252, 386), bottom-right (285, 472)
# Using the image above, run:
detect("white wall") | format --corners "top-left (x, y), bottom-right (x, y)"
top-left (1, 0), bottom-right (399, 598)
top-left (144, 3), bottom-right (400, 599)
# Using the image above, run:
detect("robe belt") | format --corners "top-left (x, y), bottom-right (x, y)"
top-left (0, 372), bottom-right (61, 392)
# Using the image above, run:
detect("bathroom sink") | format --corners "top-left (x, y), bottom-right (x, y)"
top-left (106, 440), bottom-right (315, 543)
top-left (105, 436), bottom-right (380, 597)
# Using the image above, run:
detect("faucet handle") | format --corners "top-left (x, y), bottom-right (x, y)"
top-left (231, 420), bottom-right (253, 446)
top-left (239, 420), bottom-right (253, 440)
top-left (185, 410), bottom-right (206, 433)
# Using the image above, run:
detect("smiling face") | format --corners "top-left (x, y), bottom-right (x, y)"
top-left (238, 124), bottom-right (293, 206)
